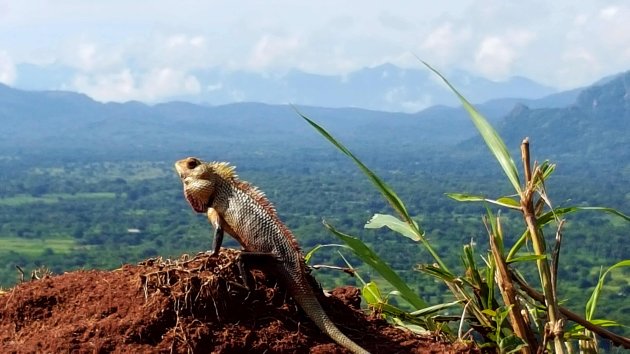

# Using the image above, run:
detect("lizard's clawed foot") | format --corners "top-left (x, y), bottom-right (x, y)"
top-left (207, 249), bottom-right (220, 257)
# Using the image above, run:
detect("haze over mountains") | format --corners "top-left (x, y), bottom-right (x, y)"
top-left (1, 68), bottom-right (628, 172)
top-left (14, 63), bottom-right (558, 112)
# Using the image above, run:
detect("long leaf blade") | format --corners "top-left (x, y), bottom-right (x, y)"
top-left (296, 109), bottom-right (423, 237)
top-left (538, 206), bottom-right (630, 226)
top-left (585, 260), bottom-right (630, 320)
top-left (365, 213), bottom-right (420, 241)
top-left (447, 193), bottom-right (521, 209)
top-left (409, 300), bottom-right (461, 317)
top-left (323, 220), bottom-right (429, 310)
top-left (422, 61), bottom-right (521, 194)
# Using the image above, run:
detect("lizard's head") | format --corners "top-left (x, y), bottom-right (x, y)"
top-left (175, 157), bottom-right (216, 213)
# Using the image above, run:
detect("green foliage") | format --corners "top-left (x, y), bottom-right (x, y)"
top-left (446, 193), bottom-right (521, 210)
top-left (585, 260), bottom-right (630, 321)
top-left (422, 61), bottom-right (521, 194)
top-left (364, 214), bottom-right (420, 241)
top-left (322, 221), bottom-right (429, 311)
top-left (299, 64), bottom-right (630, 352)
top-left (299, 111), bottom-right (416, 228)
top-left (297, 110), bottom-right (447, 273)
top-left (481, 306), bottom-right (527, 354)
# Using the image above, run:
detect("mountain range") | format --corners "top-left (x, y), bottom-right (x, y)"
top-left (14, 63), bottom-right (558, 112)
top-left (0, 69), bottom-right (628, 171)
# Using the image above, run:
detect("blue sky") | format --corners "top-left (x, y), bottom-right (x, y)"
top-left (1, 0), bottom-right (629, 102)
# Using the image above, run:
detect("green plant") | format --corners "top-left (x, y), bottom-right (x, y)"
top-left (295, 62), bottom-right (630, 353)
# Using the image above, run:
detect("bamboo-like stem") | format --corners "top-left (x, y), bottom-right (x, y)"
top-left (520, 139), bottom-right (566, 354)
top-left (487, 217), bottom-right (537, 353)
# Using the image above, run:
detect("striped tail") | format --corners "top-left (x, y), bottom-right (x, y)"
top-left (294, 292), bottom-right (370, 354)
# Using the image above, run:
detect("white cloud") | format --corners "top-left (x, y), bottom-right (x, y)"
top-left (0, 51), bottom-right (16, 85)
top-left (474, 30), bottom-right (535, 79)
top-left (422, 23), bottom-right (472, 64)
top-left (378, 12), bottom-right (413, 31)
top-left (599, 6), bottom-right (619, 19)
top-left (206, 82), bottom-right (223, 92)
top-left (2, 1), bottom-right (630, 96)
top-left (141, 67), bottom-right (199, 100)
top-left (72, 70), bottom-right (135, 101)
top-left (77, 43), bottom-right (98, 71)
top-left (573, 14), bottom-right (589, 26)
top-left (248, 34), bottom-right (302, 71)
top-left (57, 39), bottom-right (126, 73)
top-left (474, 37), bottom-right (515, 79)
top-left (384, 86), bottom-right (433, 111)
top-left (229, 89), bottom-right (245, 102)
top-left (166, 34), bottom-right (205, 49)
top-left (72, 67), bottom-right (201, 102)
top-left (51, 32), bottom-right (211, 101)
top-left (554, 4), bottom-right (630, 87)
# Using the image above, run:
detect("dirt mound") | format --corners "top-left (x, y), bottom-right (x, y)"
top-left (0, 249), bottom-right (476, 353)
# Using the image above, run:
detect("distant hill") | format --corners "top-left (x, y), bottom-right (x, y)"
top-left (15, 63), bottom-right (557, 112)
top-left (2, 70), bottom-right (628, 168)
top-left (497, 71), bottom-right (629, 163)
top-left (449, 71), bottom-right (630, 176)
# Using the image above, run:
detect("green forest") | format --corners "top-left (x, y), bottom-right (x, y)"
top-left (0, 143), bottom-right (627, 332)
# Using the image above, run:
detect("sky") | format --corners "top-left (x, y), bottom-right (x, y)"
top-left (0, 0), bottom-right (629, 102)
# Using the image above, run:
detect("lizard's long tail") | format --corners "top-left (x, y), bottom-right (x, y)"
top-left (294, 292), bottom-right (370, 354)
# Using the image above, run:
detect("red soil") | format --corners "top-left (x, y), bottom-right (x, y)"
top-left (0, 249), bottom-right (477, 353)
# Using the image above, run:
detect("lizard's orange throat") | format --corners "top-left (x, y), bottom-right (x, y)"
top-left (183, 185), bottom-right (212, 213)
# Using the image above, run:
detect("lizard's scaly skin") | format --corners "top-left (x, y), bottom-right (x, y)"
top-left (175, 157), bottom-right (369, 354)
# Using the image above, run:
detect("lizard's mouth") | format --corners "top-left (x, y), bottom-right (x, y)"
top-left (174, 160), bottom-right (191, 180)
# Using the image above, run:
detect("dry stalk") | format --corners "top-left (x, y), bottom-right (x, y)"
top-left (520, 138), bottom-right (566, 354)
top-left (487, 217), bottom-right (537, 353)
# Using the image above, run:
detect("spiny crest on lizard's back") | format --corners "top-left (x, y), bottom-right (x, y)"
top-left (209, 162), bottom-right (275, 213)
top-left (208, 161), bottom-right (237, 181)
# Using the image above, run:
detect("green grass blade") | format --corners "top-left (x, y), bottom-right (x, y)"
top-left (296, 109), bottom-right (422, 236)
top-left (304, 244), bottom-right (348, 263)
top-left (422, 61), bottom-right (521, 194)
top-left (538, 206), bottom-right (630, 226)
top-left (365, 213), bottom-right (420, 241)
top-left (447, 193), bottom-right (521, 209)
top-left (585, 260), bottom-right (630, 320)
top-left (409, 300), bottom-right (461, 317)
top-left (506, 254), bottom-right (547, 264)
top-left (297, 108), bottom-right (450, 271)
top-left (570, 319), bottom-right (625, 331)
top-left (418, 264), bottom-right (458, 282)
top-left (323, 220), bottom-right (429, 310)
top-left (485, 257), bottom-right (496, 309)
top-left (508, 206), bottom-right (629, 261)
top-left (506, 229), bottom-right (529, 261)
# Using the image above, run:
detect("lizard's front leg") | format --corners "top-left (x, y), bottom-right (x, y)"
top-left (206, 208), bottom-right (224, 256)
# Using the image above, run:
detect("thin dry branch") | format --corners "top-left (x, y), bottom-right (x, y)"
top-left (513, 274), bottom-right (630, 350)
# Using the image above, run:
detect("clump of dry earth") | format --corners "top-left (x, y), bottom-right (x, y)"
top-left (0, 249), bottom-right (477, 353)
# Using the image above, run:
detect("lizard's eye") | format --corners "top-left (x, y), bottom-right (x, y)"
top-left (187, 158), bottom-right (200, 169)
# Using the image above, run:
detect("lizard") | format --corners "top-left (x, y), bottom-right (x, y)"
top-left (175, 156), bottom-right (370, 354)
